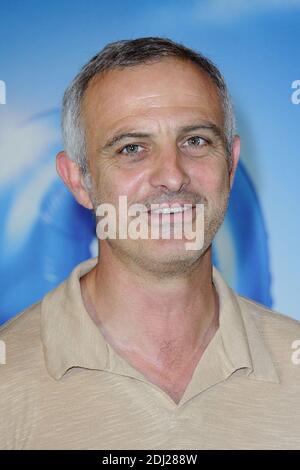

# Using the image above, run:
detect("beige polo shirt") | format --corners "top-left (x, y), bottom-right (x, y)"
top-left (1, 257), bottom-right (300, 450)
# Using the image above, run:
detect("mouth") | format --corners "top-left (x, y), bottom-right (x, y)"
top-left (146, 203), bottom-right (196, 225)
top-left (147, 201), bottom-right (195, 213)
top-left (149, 206), bottom-right (193, 215)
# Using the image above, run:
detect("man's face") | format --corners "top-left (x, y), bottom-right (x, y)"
top-left (81, 58), bottom-right (239, 276)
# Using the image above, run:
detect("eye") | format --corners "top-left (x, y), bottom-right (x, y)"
top-left (181, 135), bottom-right (210, 156)
top-left (183, 136), bottom-right (207, 147)
top-left (119, 144), bottom-right (143, 155)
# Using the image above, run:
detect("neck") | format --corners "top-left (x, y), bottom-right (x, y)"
top-left (81, 243), bottom-right (219, 369)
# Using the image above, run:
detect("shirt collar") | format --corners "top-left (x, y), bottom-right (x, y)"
top-left (212, 267), bottom-right (279, 384)
top-left (41, 258), bottom-right (279, 396)
top-left (41, 257), bottom-right (109, 380)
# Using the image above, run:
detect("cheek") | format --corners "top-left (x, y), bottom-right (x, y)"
top-left (96, 165), bottom-right (149, 204)
top-left (192, 159), bottom-right (229, 196)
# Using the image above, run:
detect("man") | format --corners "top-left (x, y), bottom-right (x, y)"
top-left (1, 37), bottom-right (300, 450)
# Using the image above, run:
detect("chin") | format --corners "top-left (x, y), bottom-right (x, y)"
top-left (136, 240), bottom-right (205, 276)
top-left (107, 235), bottom-right (211, 277)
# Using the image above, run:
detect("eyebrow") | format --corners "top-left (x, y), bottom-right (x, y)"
top-left (100, 122), bottom-right (223, 151)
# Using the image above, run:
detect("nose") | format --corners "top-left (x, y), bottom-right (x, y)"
top-left (148, 147), bottom-right (191, 193)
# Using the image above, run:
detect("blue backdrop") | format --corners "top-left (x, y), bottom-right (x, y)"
top-left (0, 0), bottom-right (299, 323)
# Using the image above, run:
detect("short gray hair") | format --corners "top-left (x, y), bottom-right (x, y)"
top-left (62, 37), bottom-right (236, 179)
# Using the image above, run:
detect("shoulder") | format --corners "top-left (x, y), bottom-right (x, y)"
top-left (0, 302), bottom-right (48, 448)
top-left (237, 294), bottom-right (300, 372)
top-left (237, 294), bottom-right (300, 336)
top-left (0, 301), bottom-right (46, 387)
top-left (0, 301), bottom-right (42, 359)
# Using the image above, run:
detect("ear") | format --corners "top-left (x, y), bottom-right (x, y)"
top-left (229, 135), bottom-right (240, 189)
top-left (56, 151), bottom-right (93, 209)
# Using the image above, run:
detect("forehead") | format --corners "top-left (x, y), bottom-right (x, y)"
top-left (82, 58), bottom-right (223, 135)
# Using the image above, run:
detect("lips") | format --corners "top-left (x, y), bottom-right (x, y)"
top-left (145, 203), bottom-right (196, 227)
top-left (149, 206), bottom-right (194, 215)
top-left (146, 202), bottom-right (195, 214)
